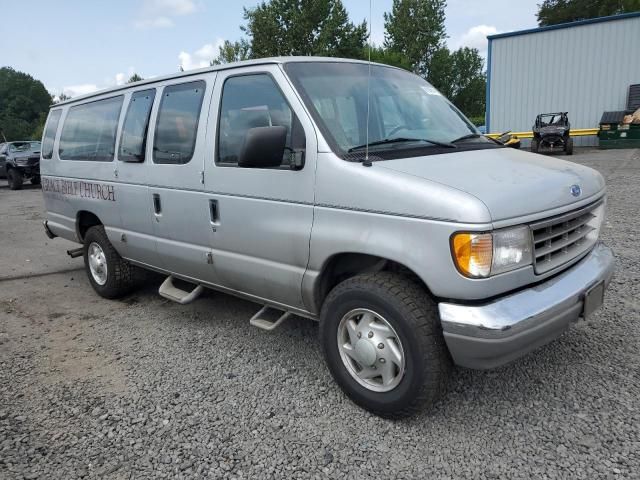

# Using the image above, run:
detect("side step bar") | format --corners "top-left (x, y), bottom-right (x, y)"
top-left (250, 306), bottom-right (291, 331)
top-left (67, 247), bottom-right (83, 258)
top-left (159, 275), bottom-right (204, 304)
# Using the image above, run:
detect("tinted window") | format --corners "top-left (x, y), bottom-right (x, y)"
top-left (42, 110), bottom-right (62, 159)
top-left (153, 81), bottom-right (205, 164)
top-left (285, 62), bottom-right (483, 156)
top-left (119, 89), bottom-right (156, 162)
top-left (59, 96), bottom-right (123, 161)
top-left (217, 74), bottom-right (304, 166)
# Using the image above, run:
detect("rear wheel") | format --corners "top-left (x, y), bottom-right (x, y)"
top-left (319, 272), bottom-right (450, 418)
top-left (83, 225), bottom-right (143, 299)
top-left (530, 138), bottom-right (540, 153)
top-left (7, 169), bottom-right (23, 190)
top-left (564, 136), bottom-right (574, 155)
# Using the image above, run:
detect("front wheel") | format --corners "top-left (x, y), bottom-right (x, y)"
top-left (83, 225), bottom-right (143, 299)
top-left (7, 169), bottom-right (23, 190)
top-left (319, 272), bottom-right (450, 418)
top-left (530, 138), bottom-right (540, 153)
top-left (31, 175), bottom-right (41, 185)
top-left (564, 136), bottom-right (574, 155)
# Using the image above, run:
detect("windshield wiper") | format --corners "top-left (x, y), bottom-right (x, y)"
top-left (450, 133), bottom-right (483, 143)
top-left (348, 137), bottom-right (455, 153)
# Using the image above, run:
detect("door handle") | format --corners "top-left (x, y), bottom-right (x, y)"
top-left (153, 194), bottom-right (162, 217)
top-left (209, 199), bottom-right (220, 225)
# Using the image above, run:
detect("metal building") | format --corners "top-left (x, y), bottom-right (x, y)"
top-left (486, 12), bottom-right (640, 145)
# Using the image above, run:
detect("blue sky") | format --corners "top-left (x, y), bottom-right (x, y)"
top-left (2, 0), bottom-right (538, 98)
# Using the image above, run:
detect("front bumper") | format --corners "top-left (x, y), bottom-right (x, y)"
top-left (438, 242), bottom-right (615, 369)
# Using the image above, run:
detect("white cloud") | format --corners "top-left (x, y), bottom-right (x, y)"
top-left (451, 25), bottom-right (500, 56)
top-left (134, 0), bottom-right (197, 29)
top-left (56, 67), bottom-right (140, 100)
top-left (178, 38), bottom-right (225, 71)
top-left (111, 67), bottom-right (137, 86)
top-left (134, 16), bottom-right (173, 29)
top-left (61, 84), bottom-right (100, 98)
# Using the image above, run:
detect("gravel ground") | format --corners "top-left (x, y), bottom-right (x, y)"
top-left (1, 149), bottom-right (639, 479)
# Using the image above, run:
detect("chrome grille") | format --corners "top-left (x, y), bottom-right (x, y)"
top-left (531, 200), bottom-right (604, 274)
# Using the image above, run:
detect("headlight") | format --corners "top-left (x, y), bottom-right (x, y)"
top-left (451, 226), bottom-right (532, 278)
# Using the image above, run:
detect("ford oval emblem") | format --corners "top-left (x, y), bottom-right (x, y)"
top-left (570, 184), bottom-right (582, 197)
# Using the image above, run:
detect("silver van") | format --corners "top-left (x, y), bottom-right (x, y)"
top-left (41, 58), bottom-right (614, 417)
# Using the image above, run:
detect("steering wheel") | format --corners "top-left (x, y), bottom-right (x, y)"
top-left (387, 125), bottom-right (412, 137)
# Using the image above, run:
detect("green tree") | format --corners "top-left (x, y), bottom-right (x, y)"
top-left (127, 73), bottom-right (144, 83)
top-left (243, 0), bottom-right (367, 58)
top-left (426, 47), bottom-right (486, 118)
top-left (55, 93), bottom-right (71, 103)
top-left (384, 0), bottom-right (447, 77)
top-left (0, 67), bottom-right (52, 141)
top-left (365, 44), bottom-right (412, 70)
top-left (448, 47), bottom-right (486, 118)
top-left (31, 111), bottom-right (49, 140)
top-left (427, 48), bottom-right (454, 98)
top-left (211, 39), bottom-right (252, 65)
top-left (537, 0), bottom-right (640, 26)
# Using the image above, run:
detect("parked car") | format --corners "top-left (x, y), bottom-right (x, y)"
top-left (40, 58), bottom-right (614, 418)
top-left (0, 143), bottom-right (5, 177)
top-left (0, 141), bottom-right (42, 189)
top-left (531, 112), bottom-right (573, 154)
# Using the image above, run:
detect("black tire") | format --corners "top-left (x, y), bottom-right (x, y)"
top-left (319, 272), bottom-right (450, 418)
top-left (83, 225), bottom-right (143, 299)
top-left (7, 169), bottom-right (23, 190)
top-left (31, 175), bottom-right (41, 185)
top-left (564, 136), bottom-right (574, 155)
top-left (530, 138), bottom-right (540, 153)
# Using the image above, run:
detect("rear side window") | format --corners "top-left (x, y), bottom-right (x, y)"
top-left (119, 89), bottom-right (156, 162)
top-left (217, 74), bottom-right (305, 166)
top-left (153, 81), bottom-right (205, 164)
top-left (42, 109), bottom-right (62, 159)
top-left (59, 96), bottom-right (123, 162)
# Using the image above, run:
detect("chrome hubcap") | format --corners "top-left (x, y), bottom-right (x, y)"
top-left (337, 308), bottom-right (405, 392)
top-left (88, 242), bottom-right (108, 285)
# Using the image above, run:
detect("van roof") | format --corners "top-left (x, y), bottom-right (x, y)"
top-left (53, 56), bottom-right (392, 107)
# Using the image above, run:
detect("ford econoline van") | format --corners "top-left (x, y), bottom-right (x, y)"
top-left (40, 58), bottom-right (614, 417)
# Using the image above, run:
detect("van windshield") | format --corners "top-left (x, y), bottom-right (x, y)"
top-left (284, 61), bottom-right (491, 158)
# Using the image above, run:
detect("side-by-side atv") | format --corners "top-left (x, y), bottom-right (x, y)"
top-left (531, 112), bottom-right (573, 155)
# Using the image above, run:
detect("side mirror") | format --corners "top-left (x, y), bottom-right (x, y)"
top-left (238, 126), bottom-right (287, 168)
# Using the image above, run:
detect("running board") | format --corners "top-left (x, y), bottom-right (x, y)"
top-left (159, 275), bottom-right (203, 304)
top-left (67, 247), bottom-right (83, 258)
top-left (250, 306), bottom-right (291, 331)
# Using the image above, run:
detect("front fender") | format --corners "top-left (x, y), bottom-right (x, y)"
top-left (302, 206), bottom-right (498, 314)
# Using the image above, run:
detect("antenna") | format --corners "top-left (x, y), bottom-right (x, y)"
top-left (363, 0), bottom-right (373, 167)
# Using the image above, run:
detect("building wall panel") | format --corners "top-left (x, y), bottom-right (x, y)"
top-left (488, 15), bottom-right (640, 146)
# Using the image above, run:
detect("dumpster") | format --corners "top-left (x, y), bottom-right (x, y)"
top-left (598, 110), bottom-right (640, 149)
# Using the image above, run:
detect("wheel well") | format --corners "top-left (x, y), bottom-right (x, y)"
top-left (76, 211), bottom-right (102, 242)
top-left (314, 253), bottom-right (431, 312)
